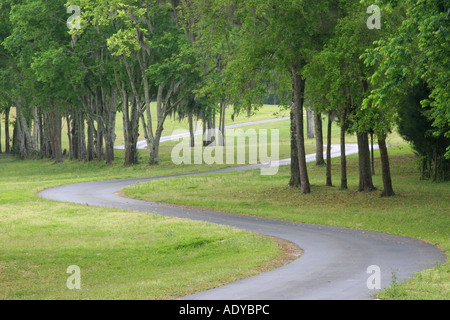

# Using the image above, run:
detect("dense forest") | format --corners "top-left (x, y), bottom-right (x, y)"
top-left (0, 0), bottom-right (448, 194)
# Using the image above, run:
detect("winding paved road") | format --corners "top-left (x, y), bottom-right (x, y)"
top-left (115, 117), bottom-right (291, 150)
top-left (38, 124), bottom-right (446, 300)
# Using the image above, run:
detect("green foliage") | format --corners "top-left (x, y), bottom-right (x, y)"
top-left (365, 0), bottom-right (450, 157)
top-left (396, 82), bottom-right (450, 181)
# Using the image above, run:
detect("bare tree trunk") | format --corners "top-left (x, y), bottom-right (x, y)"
top-left (307, 105), bottom-right (314, 139)
top-left (41, 111), bottom-right (53, 159)
top-left (15, 105), bottom-right (32, 159)
top-left (218, 101), bottom-right (226, 146)
top-left (96, 118), bottom-right (103, 162)
top-left (433, 145), bottom-right (438, 183)
top-left (39, 112), bottom-right (44, 156)
top-left (148, 85), bottom-right (165, 165)
top-left (31, 107), bottom-right (39, 153)
top-left (12, 121), bottom-right (17, 155)
top-left (371, 131), bottom-right (375, 175)
top-left (314, 111), bottom-right (325, 165)
top-left (340, 109), bottom-right (348, 190)
top-left (149, 124), bottom-right (164, 165)
top-left (102, 87), bottom-right (117, 165)
top-left (292, 64), bottom-right (310, 194)
top-left (289, 110), bottom-right (300, 188)
top-left (50, 108), bottom-right (63, 163)
top-left (5, 106), bottom-right (10, 153)
top-left (357, 132), bottom-right (375, 192)
top-left (210, 113), bottom-right (216, 146)
top-left (188, 112), bottom-right (195, 148)
top-left (326, 111), bottom-right (333, 187)
top-left (78, 110), bottom-right (87, 161)
top-left (202, 116), bottom-right (207, 147)
top-left (67, 115), bottom-right (74, 160)
top-left (123, 92), bottom-right (139, 166)
top-left (121, 61), bottom-right (141, 166)
top-left (87, 116), bottom-right (95, 161)
top-left (378, 134), bottom-right (395, 197)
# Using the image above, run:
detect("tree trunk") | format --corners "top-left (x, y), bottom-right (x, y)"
top-left (15, 105), bottom-right (31, 159)
top-left (123, 92), bottom-right (139, 166)
top-left (289, 111), bottom-right (301, 188)
top-left (314, 111), bottom-right (325, 165)
top-left (203, 114), bottom-right (214, 147)
top-left (67, 115), bottom-right (74, 160)
top-left (78, 110), bottom-right (87, 161)
top-left (291, 65), bottom-right (310, 194)
top-left (378, 134), bottom-right (395, 197)
top-left (202, 115), bottom-right (208, 147)
top-left (39, 112), bottom-right (44, 156)
top-left (87, 117), bottom-right (95, 161)
top-left (219, 101), bottom-right (227, 146)
top-left (104, 130), bottom-right (115, 165)
top-left (340, 109), bottom-right (348, 190)
top-left (148, 85), bottom-right (166, 165)
top-left (357, 132), bottom-right (375, 192)
top-left (41, 111), bottom-right (53, 159)
top-left (433, 145), bottom-right (438, 183)
top-left (12, 121), bottom-right (17, 155)
top-left (420, 157), bottom-right (426, 180)
top-left (371, 132), bottom-right (375, 175)
top-left (50, 109), bottom-right (63, 163)
top-left (96, 118), bottom-right (103, 162)
top-left (326, 111), bottom-right (333, 187)
top-left (5, 106), bottom-right (10, 153)
top-left (188, 112), bottom-right (195, 148)
top-left (149, 125), bottom-right (164, 165)
top-left (31, 107), bottom-right (39, 153)
top-left (103, 87), bottom-right (117, 165)
top-left (307, 105), bottom-right (314, 139)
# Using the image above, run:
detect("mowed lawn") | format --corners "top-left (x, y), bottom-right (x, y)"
top-left (0, 106), bottom-right (297, 300)
top-left (0, 151), bottom-right (296, 300)
top-left (1, 104), bottom-right (448, 300)
top-left (124, 145), bottom-right (450, 300)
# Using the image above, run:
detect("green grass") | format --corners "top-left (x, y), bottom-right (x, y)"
top-left (1, 104), bottom-right (448, 300)
top-left (124, 146), bottom-right (450, 300)
top-left (0, 105), bottom-right (299, 300)
top-left (0, 152), bottom-right (292, 300)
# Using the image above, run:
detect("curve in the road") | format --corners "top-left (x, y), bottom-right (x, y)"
top-left (115, 117), bottom-right (291, 150)
top-left (37, 142), bottom-right (446, 300)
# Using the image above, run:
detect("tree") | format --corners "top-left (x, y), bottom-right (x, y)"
top-left (396, 82), bottom-right (450, 182)
top-left (76, 0), bottom-right (200, 165)
top-left (365, 0), bottom-right (449, 185)
top-left (191, 0), bottom-right (339, 193)
top-left (2, 0), bottom-right (72, 162)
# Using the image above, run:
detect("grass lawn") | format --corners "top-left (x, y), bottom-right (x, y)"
top-left (0, 151), bottom-right (298, 300)
top-left (1, 104), bottom-right (448, 300)
top-left (124, 145), bottom-right (450, 300)
top-left (0, 105), bottom-right (297, 300)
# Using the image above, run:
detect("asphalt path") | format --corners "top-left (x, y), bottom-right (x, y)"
top-left (37, 139), bottom-right (446, 300)
top-left (115, 117), bottom-right (291, 150)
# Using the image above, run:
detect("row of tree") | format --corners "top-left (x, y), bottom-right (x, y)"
top-left (0, 0), bottom-right (448, 195)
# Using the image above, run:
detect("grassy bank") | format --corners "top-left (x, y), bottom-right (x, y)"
top-left (0, 106), bottom-right (297, 300)
top-left (2, 104), bottom-right (447, 300)
top-left (0, 152), bottom-right (293, 299)
top-left (124, 146), bottom-right (450, 300)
